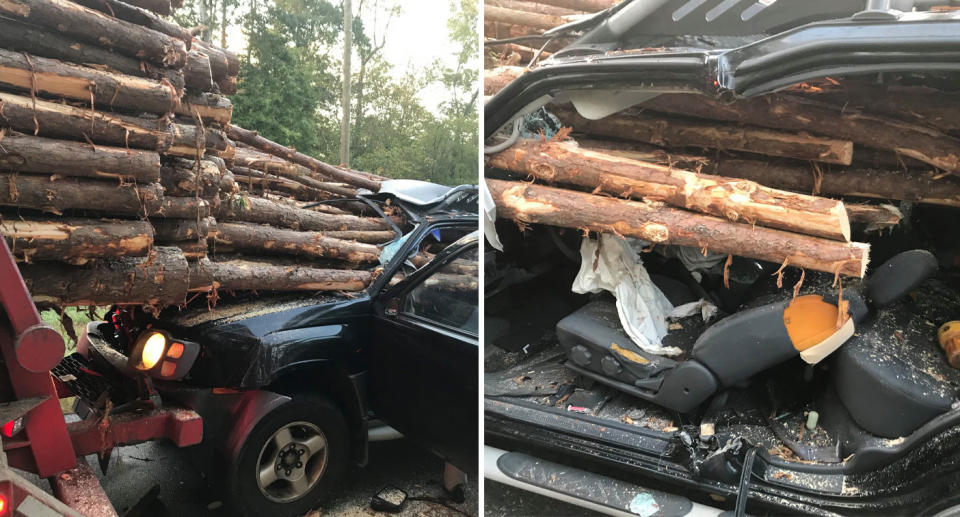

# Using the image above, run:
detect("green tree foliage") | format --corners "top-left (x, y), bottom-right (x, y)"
top-left (180, 0), bottom-right (478, 186)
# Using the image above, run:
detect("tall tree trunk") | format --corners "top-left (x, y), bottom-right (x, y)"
top-left (340, 0), bottom-right (353, 167)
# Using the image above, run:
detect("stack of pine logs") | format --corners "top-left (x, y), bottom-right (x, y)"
top-left (483, 0), bottom-right (619, 81)
top-left (485, 76), bottom-right (960, 279)
top-left (0, 0), bottom-right (394, 311)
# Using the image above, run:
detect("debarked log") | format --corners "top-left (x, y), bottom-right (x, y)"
top-left (486, 179), bottom-right (870, 277)
top-left (0, 48), bottom-right (179, 114)
top-left (0, 0), bottom-right (187, 68)
top-left (0, 133), bottom-right (160, 182)
top-left (21, 246), bottom-right (190, 307)
top-left (0, 173), bottom-right (163, 216)
top-left (1, 217), bottom-right (153, 264)
top-left (187, 259), bottom-right (376, 292)
top-left (0, 92), bottom-right (173, 151)
top-left (216, 195), bottom-right (390, 232)
top-left (214, 222), bottom-right (381, 263)
top-left (714, 159), bottom-right (960, 208)
top-left (553, 106), bottom-right (853, 165)
top-left (486, 139), bottom-right (852, 241)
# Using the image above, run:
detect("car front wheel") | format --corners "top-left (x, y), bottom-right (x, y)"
top-left (228, 397), bottom-right (349, 516)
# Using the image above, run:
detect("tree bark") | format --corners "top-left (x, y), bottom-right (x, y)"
top-left (174, 239), bottom-right (208, 258)
top-left (70, 0), bottom-right (191, 47)
top-left (486, 178), bottom-right (870, 277)
top-left (845, 204), bottom-right (902, 232)
top-left (21, 246), bottom-right (190, 307)
top-left (120, 0), bottom-right (171, 17)
top-left (227, 125), bottom-right (382, 191)
top-left (0, 17), bottom-right (185, 92)
top-left (187, 258), bottom-right (375, 293)
top-left (576, 137), bottom-right (707, 166)
top-left (714, 159), bottom-right (960, 208)
top-left (488, 0), bottom-right (584, 15)
top-left (324, 230), bottom-right (395, 244)
top-left (554, 106), bottom-right (853, 165)
top-left (159, 196), bottom-right (210, 218)
top-left (1, 217), bottom-right (153, 264)
top-left (151, 216), bottom-right (213, 241)
top-left (216, 75), bottom-right (237, 95)
top-left (234, 171), bottom-right (338, 202)
top-left (233, 147), bottom-right (357, 197)
top-left (0, 91), bottom-right (173, 151)
top-left (484, 66), bottom-right (525, 96)
top-left (174, 93), bottom-right (232, 125)
top-left (183, 50), bottom-right (214, 93)
top-left (0, 173), bottom-right (163, 215)
top-left (485, 5), bottom-right (566, 31)
top-left (159, 159), bottom-right (223, 197)
top-left (167, 123), bottom-right (230, 157)
top-left (643, 93), bottom-right (960, 173)
top-left (216, 195), bottom-right (390, 232)
top-left (191, 39), bottom-right (237, 81)
top-left (805, 82), bottom-right (960, 133)
top-left (0, 0), bottom-right (188, 68)
top-left (487, 42), bottom-right (551, 64)
top-left (214, 222), bottom-right (381, 263)
top-left (0, 48), bottom-right (179, 115)
top-left (487, 139), bottom-right (852, 241)
top-left (533, 0), bottom-right (617, 11)
top-left (0, 132), bottom-right (160, 182)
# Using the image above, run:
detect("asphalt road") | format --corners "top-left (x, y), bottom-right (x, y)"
top-left (21, 438), bottom-right (476, 516)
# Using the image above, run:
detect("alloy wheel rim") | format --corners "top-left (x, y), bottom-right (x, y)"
top-left (255, 421), bottom-right (329, 503)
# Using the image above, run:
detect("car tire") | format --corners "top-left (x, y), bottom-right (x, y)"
top-left (227, 396), bottom-right (349, 517)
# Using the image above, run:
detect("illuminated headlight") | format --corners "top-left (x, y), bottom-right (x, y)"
top-left (127, 330), bottom-right (200, 380)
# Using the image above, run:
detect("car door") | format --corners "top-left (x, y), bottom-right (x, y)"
top-left (368, 235), bottom-right (478, 473)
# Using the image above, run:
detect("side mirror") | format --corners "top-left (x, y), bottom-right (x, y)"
top-left (385, 297), bottom-right (400, 316)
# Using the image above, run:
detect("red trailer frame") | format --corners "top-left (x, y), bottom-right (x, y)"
top-left (0, 235), bottom-right (203, 516)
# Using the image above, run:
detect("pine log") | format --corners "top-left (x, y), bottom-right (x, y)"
top-left (167, 124), bottom-right (230, 157)
top-left (487, 42), bottom-right (551, 64)
top-left (576, 138), bottom-right (707, 166)
top-left (488, 0), bottom-right (584, 15)
top-left (0, 48), bottom-right (179, 115)
top-left (484, 66), bottom-right (525, 96)
top-left (554, 106), bottom-right (853, 165)
top-left (216, 195), bottom-right (390, 232)
top-left (215, 222), bottom-right (381, 262)
top-left (643, 93), bottom-right (960, 173)
top-left (1, 217), bottom-right (153, 264)
top-left (70, 0), bottom-right (191, 47)
top-left (121, 0), bottom-right (171, 16)
top-left (534, 0), bottom-right (617, 11)
top-left (484, 20), bottom-right (543, 39)
top-left (324, 230), bottom-right (396, 244)
top-left (21, 246), bottom-right (189, 307)
top-left (226, 125), bottom-right (382, 191)
top-left (174, 239), bottom-right (208, 259)
top-left (0, 92), bottom-right (173, 151)
top-left (0, 0), bottom-right (188, 68)
top-left (0, 17), bottom-right (185, 92)
top-left (714, 159), bottom-right (960, 208)
top-left (0, 173), bottom-right (163, 215)
top-left (159, 196), bottom-right (210, 218)
top-left (486, 178), bottom-right (870, 277)
top-left (485, 5), bottom-right (567, 31)
top-left (159, 159), bottom-right (223, 197)
top-left (487, 139), bottom-right (851, 241)
top-left (174, 93), bottom-right (232, 125)
top-left (806, 83), bottom-right (960, 133)
top-left (845, 204), bottom-right (902, 232)
top-left (192, 40), bottom-right (238, 80)
top-left (0, 133), bottom-right (160, 182)
top-left (216, 75), bottom-right (238, 96)
top-left (233, 148), bottom-right (357, 197)
top-left (152, 216), bottom-right (213, 241)
top-left (183, 50), bottom-right (214, 93)
top-left (187, 259), bottom-right (375, 293)
top-left (234, 172), bottom-right (336, 201)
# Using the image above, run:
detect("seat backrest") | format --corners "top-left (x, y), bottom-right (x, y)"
top-left (865, 250), bottom-right (938, 308)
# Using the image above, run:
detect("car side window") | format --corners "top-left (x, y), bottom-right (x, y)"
top-left (401, 247), bottom-right (478, 336)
